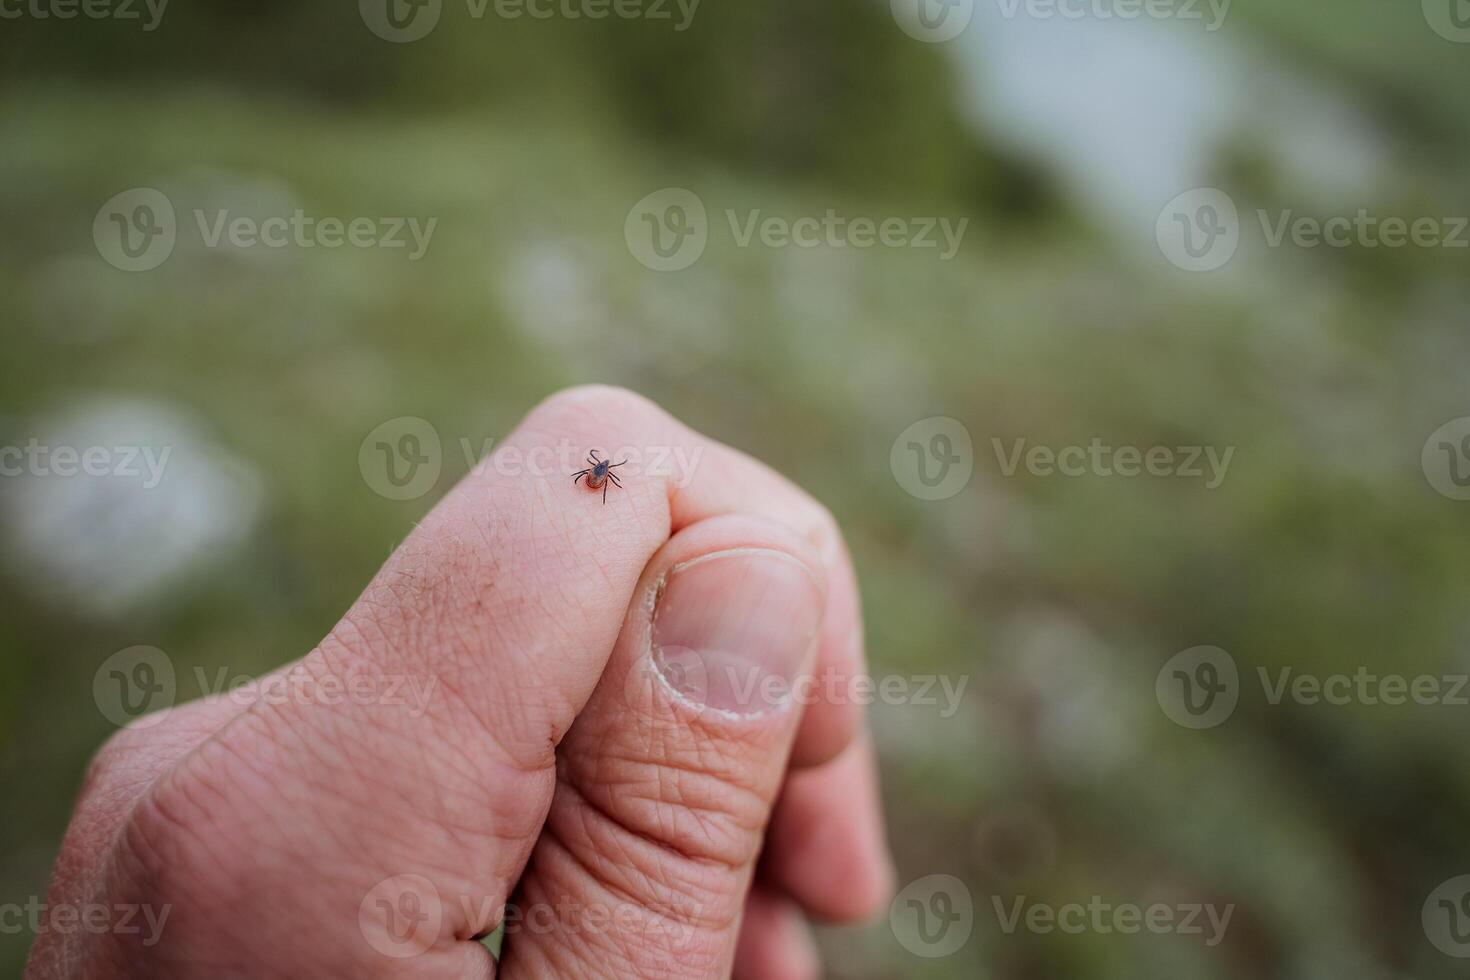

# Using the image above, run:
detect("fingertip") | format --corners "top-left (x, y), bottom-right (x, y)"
top-left (733, 887), bottom-right (822, 980)
top-left (766, 734), bottom-right (895, 924)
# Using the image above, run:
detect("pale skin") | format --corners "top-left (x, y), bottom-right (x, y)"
top-left (27, 385), bottom-right (894, 979)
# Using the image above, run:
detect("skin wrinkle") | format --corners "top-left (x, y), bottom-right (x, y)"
top-left (277, 675), bottom-right (548, 858)
top-left (598, 708), bottom-right (779, 790)
top-left (387, 482), bottom-right (636, 772)
top-left (168, 696), bottom-right (464, 905)
top-left (331, 595), bottom-right (557, 775)
top-left (248, 629), bottom-right (564, 898)
top-left (502, 891), bottom-right (643, 980)
top-left (130, 734), bottom-right (464, 975)
top-left (115, 771), bottom-right (230, 918)
top-left (606, 764), bottom-right (749, 861)
top-left (535, 791), bottom-right (740, 936)
top-left (551, 755), bottom-right (756, 883)
top-left (573, 741), bottom-right (771, 859)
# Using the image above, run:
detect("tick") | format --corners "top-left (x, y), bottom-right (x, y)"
top-left (572, 450), bottom-right (627, 503)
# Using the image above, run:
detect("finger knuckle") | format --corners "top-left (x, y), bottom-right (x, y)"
top-left (534, 384), bottom-right (669, 433)
top-left (81, 716), bottom-right (166, 801)
top-left (564, 737), bottom-right (772, 875)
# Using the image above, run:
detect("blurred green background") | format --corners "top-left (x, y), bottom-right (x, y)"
top-left (5, 0), bottom-right (1470, 976)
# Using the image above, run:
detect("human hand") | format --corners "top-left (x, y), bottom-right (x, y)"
top-left (27, 386), bottom-right (893, 979)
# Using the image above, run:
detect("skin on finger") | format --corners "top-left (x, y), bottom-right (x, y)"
top-left (35, 386), bottom-right (874, 979)
top-left (762, 732), bottom-right (895, 924)
top-left (733, 885), bottom-right (821, 980)
top-left (25, 689), bottom-right (300, 980)
top-left (499, 515), bottom-right (827, 979)
top-left (660, 431), bottom-right (869, 769)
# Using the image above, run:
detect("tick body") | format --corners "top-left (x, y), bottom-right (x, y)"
top-left (572, 450), bottom-right (627, 503)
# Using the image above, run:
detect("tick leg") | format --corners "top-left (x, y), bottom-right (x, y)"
top-left (610, 459), bottom-right (628, 468)
top-left (608, 472), bottom-right (622, 487)
top-left (602, 482), bottom-right (608, 504)
top-left (573, 470), bottom-right (588, 485)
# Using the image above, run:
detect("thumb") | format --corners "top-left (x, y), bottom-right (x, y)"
top-left (499, 514), bottom-right (826, 979)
